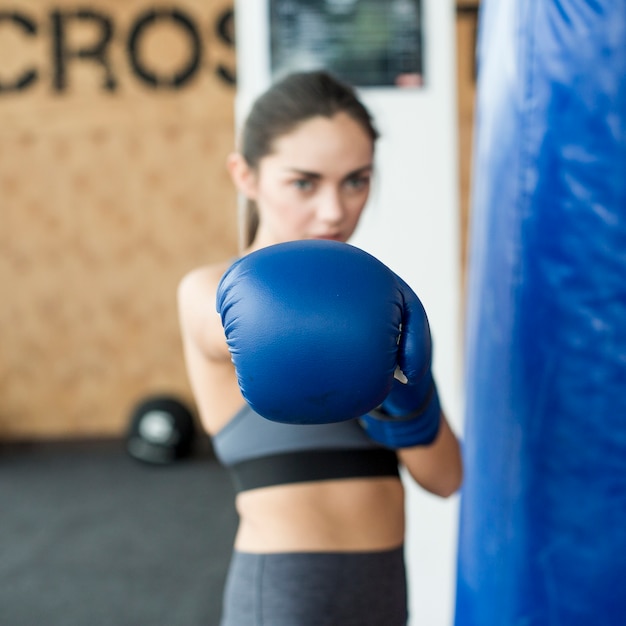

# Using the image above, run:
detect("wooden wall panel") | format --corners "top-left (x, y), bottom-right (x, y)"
top-left (0, 0), bottom-right (237, 439)
top-left (455, 1), bottom-right (479, 296)
top-left (1, 1), bottom-right (479, 440)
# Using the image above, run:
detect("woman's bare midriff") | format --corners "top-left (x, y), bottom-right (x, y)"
top-left (233, 476), bottom-right (406, 553)
top-left (191, 359), bottom-right (406, 553)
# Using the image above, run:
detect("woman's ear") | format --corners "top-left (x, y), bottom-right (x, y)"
top-left (227, 153), bottom-right (258, 199)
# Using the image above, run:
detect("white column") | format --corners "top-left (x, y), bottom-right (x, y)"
top-left (234, 3), bottom-right (462, 623)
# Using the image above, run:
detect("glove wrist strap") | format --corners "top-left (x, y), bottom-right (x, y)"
top-left (369, 382), bottom-right (437, 423)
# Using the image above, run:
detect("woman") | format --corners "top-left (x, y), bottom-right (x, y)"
top-left (178, 70), bottom-right (462, 626)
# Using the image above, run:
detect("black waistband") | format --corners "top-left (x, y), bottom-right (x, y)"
top-left (228, 448), bottom-right (400, 493)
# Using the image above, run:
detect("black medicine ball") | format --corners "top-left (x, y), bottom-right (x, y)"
top-left (126, 395), bottom-right (197, 465)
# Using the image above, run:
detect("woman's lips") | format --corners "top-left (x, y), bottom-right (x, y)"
top-left (311, 233), bottom-right (343, 241)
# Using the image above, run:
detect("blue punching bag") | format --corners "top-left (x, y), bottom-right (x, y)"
top-left (455, 1), bottom-right (626, 625)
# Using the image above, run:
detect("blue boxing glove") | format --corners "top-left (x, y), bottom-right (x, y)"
top-left (216, 240), bottom-right (406, 424)
top-left (359, 276), bottom-right (441, 448)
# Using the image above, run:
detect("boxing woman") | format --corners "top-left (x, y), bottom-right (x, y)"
top-left (177, 70), bottom-right (463, 626)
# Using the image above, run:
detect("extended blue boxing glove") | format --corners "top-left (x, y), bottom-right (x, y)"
top-left (216, 240), bottom-right (406, 424)
top-left (360, 275), bottom-right (441, 448)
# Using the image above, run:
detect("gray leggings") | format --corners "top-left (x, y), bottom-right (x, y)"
top-left (220, 546), bottom-right (408, 626)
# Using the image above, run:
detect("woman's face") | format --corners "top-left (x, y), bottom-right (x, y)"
top-left (244, 112), bottom-right (374, 246)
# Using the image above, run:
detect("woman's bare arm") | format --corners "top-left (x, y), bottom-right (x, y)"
top-left (397, 414), bottom-right (463, 497)
top-left (177, 263), bottom-right (244, 433)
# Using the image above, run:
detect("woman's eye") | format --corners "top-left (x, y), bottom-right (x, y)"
top-left (292, 179), bottom-right (314, 191)
top-left (345, 176), bottom-right (370, 191)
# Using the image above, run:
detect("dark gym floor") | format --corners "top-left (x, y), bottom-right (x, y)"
top-left (0, 438), bottom-right (238, 626)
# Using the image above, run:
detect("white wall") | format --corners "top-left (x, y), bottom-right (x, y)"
top-left (234, 2), bottom-right (463, 624)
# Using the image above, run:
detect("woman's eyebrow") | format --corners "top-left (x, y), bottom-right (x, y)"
top-left (285, 168), bottom-right (321, 179)
top-left (346, 164), bottom-right (373, 177)
top-left (285, 164), bottom-right (373, 179)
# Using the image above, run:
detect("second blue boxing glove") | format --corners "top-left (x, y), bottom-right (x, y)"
top-left (360, 276), bottom-right (441, 448)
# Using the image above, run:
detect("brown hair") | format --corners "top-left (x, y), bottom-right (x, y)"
top-left (238, 70), bottom-right (379, 247)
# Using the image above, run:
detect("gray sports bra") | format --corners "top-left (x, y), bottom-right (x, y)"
top-left (212, 405), bottom-right (399, 492)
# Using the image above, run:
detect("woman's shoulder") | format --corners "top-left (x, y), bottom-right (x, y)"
top-left (177, 259), bottom-right (235, 356)
top-left (179, 259), bottom-right (233, 293)
top-left (178, 259), bottom-right (235, 310)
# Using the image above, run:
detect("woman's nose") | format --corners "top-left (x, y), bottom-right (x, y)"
top-left (317, 189), bottom-right (344, 223)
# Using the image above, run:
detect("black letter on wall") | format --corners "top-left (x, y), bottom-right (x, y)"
top-left (215, 8), bottom-right (235, 86)
top-left (51, 10), bottom-right (116, 92)
top-left (0, 12), bottom-right (38, 93)
top-left (128, 9), bottom-right (201, 89)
